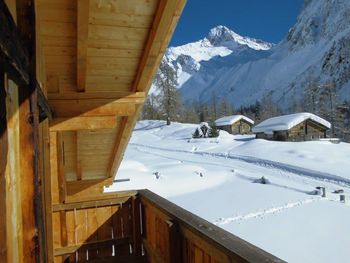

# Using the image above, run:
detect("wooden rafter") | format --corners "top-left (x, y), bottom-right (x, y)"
top-left (108, 0), bottom-right (186, 179)
top-left (77, 0), bottom-right (89, 92)
top-left (49, 99), bottom-right (138, 118)
top-left (50, 116), bottom-right (118, 131)
top-left (131, 0), bottom-right (186, 93)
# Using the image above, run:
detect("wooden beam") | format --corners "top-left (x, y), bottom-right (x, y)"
top-left (16, 0), bottom-right (48, 261)
top-left (77, 0), bottom-right (89, 92)
top-left (48, 91), bottom-right (146, 101)
top-left (108, 105), bottom-right (142, 178)
top-left (52, 196), bottom-right (130, 212)
top-left (4, 76), bottom-right (23, 263)
top-left (0, 0), bottom-right (30, 85)
top-left (49, 98), bottom-right (138, 118)
top-left (65, 178), bottom-right (136, 203)
top-left (0, 66), bottom-right (8, 262)
top-left (131, 0), bottom-right (186, 93)
top-left (50, 116), bottom-right (118, 131)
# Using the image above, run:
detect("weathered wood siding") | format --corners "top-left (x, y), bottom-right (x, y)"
top-left (218, 120), bottom-right (252, 135)
top-left (232, 120), bottom-right (252, 134)
top-left (255, 119), bottom-right (328, 141)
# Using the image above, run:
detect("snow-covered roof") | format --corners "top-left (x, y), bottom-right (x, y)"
top-left (215, 115), bottom-right (254, 126)
top-left (252, 113), bottom-right (331, 134)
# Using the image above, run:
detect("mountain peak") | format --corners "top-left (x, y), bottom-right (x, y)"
top-left (206, 25), bottom-right (273, 51)
top-left (207, 25), bottom-right (240, 45)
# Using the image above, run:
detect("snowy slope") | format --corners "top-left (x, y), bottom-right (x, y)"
top-left (152, 0), bottom-right (350, 108)
top-left (107, 120), bottom-right (350, 263)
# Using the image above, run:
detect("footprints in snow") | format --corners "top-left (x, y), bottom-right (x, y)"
top-left (213, 198), bottom-right (319, 226)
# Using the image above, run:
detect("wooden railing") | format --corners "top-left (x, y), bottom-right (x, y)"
top-left (138, 189), bottom-right (285, 263)
top-left (51, 190), bottom-right (284, 263)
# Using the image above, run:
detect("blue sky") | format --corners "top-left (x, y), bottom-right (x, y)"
top-left (170, 0), bottom-right (305, 46)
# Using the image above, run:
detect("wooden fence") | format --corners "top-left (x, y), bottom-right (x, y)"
top-left (49, 190), bottom-right (284, 263)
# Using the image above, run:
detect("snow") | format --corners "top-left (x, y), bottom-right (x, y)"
top-left (106, 120), bottom-right (350, 263)
top-left (215, 114), bottom-right (254, 126)
top-left (252, 112), bottom-right (331, 134)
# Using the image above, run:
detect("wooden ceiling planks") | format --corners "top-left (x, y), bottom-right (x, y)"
top-left (77, 0), bottom-right (89, 92)
top-left (35, 0), bottom-right (186, 189)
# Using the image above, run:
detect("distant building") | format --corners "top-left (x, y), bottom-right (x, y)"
top-left (215, 115), bottom-right (254, 135)
top-left (252, 113), bottom-right (331, 141)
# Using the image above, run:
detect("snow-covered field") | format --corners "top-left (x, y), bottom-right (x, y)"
top-left (106, 120), bottom-right (350, 263)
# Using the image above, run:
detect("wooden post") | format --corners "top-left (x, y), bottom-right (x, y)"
top-left (17, 0), bottom-right (46, 261)
top-left (0, 62), bottom-right (8, 262)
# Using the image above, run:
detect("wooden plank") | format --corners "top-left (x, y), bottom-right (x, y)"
top-left (49, 99), bottom-right (137, 118)
top-left (52, 196), bottom-right (130, 212)
top-left (90, 12), bottom-right (154, 28)
top-left (96, 206), bottom-right (113, 257)
top-left (38, 122), bottom-right (54, 261)
top-left (48, 91), bottom-right (145, 101)
top-left (131, 0), bottom-right (186, 93)
top-left (65, 179), bottom-right (136, 203)
top-left (75, 131), bottom-right (82, 181)
top-left (77, 0), bottom-right (89, 92)
top-left (54, 237), bottom-right (130, 256)
top-left (90, 0), bottom-right (158, 16)
top-left (87, 47), bottom-right (142, 58)
top-left (39, 21), bottom-right (76, 37)
top-left (76, 209), bottom-right (88, 261)
top-left (66, 209), bottom-right (76, 261)
top-left (56, 132), bottom-right (66, 203)
top-left (3, 73), bottom-right (24, 262)
top-left (143, 238), bottom-right (166, 263)
top-left (108, 105), bottom-right (142, 178)
top-left (0, 66), bottom-right (8, 262)
top-left (16, 0), bottom-right (44, 259)
top-left (86, 207), bottom-right (98, 259)
top-left (50, 116), bottom-right (118, 131)
top-left (132, 197), bottom-right (142, 256)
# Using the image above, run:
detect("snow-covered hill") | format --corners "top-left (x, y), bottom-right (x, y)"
top-left (151, 0), bottom-right (350, 109)
top-left (108, 120), bottom-right (350, 263)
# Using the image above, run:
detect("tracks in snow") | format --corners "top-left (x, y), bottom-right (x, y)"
top-left (130, 142), bottom-right (350, 188)
top-left (213, 198), bottom-right (321, 225)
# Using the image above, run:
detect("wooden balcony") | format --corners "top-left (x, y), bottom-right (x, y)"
top-left (52, 190), bottom-right (284, 263)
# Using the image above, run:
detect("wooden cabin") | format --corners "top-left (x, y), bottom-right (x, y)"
top-left (215, 115), bottom-right (254, 135)
top-left (253, 113), bottom-right (331, 142)
top-left (0, 0), bottom-right (284, 262)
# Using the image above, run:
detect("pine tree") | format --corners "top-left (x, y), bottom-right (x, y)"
top-left (208, 125), bottom-right (220, 138)
top-left (192, 128), bottom-right (201, 139)
top-left (154, 60), bottom-right (181, 125)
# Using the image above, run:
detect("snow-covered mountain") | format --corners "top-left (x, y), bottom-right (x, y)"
top-left (151, 0), bottom-right (350, 109)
